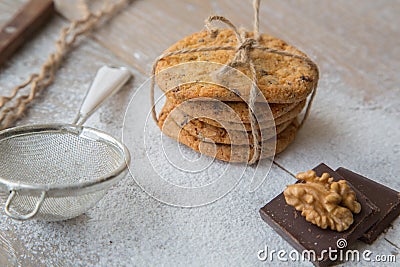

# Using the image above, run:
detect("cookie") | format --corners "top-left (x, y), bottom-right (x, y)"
top-left (158, 102), bottom-right (298, 163)
top-left (155, 29), bottom-right (318, 103)
top-left (162, 100), bottom-right (293, 145)
top-left (170, 97), bottom-right (299, 123)
top-left (197, 99), bottom-right (306, 131)
top-left (179, 117), bottom-right (293, 145)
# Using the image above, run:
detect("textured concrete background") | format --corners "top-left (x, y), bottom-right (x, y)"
top-left (0, 0), bottom-right (399, 266)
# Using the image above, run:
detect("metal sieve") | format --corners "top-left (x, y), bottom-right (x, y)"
top-left (0, 66), bottom-right (131, 221)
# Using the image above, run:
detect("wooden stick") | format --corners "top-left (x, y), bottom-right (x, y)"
top-left (0, 0), bottom-right (55, 67)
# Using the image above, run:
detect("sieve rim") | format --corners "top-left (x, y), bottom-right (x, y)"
top-left (0, 124), bottom-right (131, 197)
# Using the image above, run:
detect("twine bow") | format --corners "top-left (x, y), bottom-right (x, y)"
top-left (151, 0), bottom-right (319, 164)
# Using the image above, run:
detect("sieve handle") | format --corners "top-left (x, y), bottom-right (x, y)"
top-left (4, 190), bottom-right (46, 221)
top-left (73, 66), bottom-right (132, 125)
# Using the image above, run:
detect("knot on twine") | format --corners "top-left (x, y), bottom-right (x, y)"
top-left (231, 38), bottom-right (256, 66)
top-left (151, 0), bottom-right (319, 164)
top-left (237, 37), bottom-right (256, 51)
top-left (205, 13), bottom-right (258, 68)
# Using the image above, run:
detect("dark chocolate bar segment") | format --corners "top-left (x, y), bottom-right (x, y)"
top-left (259, 163), bottom-right (379, 266)
top-left (336, 167), bottom-right (400, 244)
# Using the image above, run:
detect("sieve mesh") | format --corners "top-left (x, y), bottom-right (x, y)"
top-left (0, 129), bottom-right (127, 221)
top-left (0, 131), bottom-right (122, 185)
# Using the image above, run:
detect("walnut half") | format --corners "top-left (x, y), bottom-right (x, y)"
top-left (284, 170), bottom-right (361, 232)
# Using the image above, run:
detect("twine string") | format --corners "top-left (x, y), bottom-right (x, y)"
top-left (204, 7), bottom-right (261, 164)
top-left (150, 0), bottom-right (318, 162)
top-left (0, 0), bottom-right (130, 130)
top-left (253, 0), bottom-right (260, 40)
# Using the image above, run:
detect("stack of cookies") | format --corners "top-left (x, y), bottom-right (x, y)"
top-left (155, 29), bottom-right (318, 163)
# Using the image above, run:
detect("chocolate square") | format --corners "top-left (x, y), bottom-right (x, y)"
top-left (336, 167), bottom-right (400, 244)
top-left (259, 163), bottom-right (380, 266)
